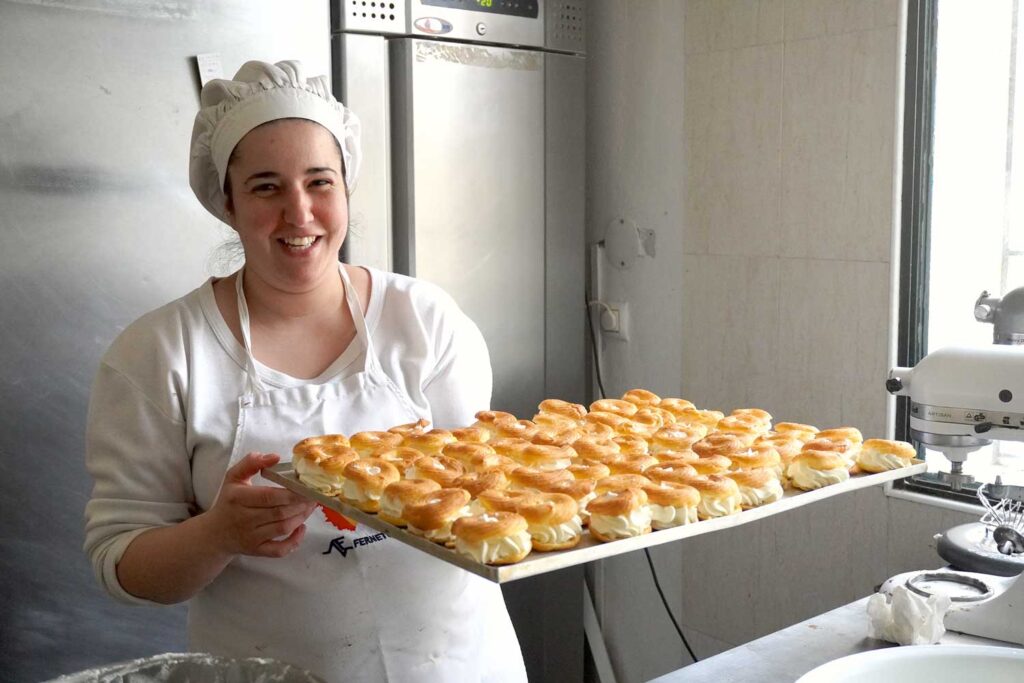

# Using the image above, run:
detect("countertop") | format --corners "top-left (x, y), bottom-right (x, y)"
top-left (648, 596), bottom-right (1021, 683)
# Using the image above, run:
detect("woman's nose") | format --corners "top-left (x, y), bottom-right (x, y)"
top-left (282, 188), bottom-right (314, 226)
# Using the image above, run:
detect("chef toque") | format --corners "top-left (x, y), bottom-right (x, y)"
top-left (189, 59), bottom-right (361, 223)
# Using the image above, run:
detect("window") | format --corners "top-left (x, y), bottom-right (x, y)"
top-left (899, 0), bottom-right (1024, 499)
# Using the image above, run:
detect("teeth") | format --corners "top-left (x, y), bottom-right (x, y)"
top-left (283, 236), bottom-right (317, 247)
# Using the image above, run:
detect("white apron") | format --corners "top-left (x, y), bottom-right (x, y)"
top-left (188, 264), bottom-right (526, 683)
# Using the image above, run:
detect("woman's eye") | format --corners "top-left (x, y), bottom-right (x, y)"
top-left (310, 178), bottom-right (333, 188)
top-left (251, 183), bottom-right (277, 194)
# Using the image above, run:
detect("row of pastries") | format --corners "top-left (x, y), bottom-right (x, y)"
top-left (291, 390), bottom-right (916, 565)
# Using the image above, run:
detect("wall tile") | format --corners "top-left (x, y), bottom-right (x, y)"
top-left (775, 258), bottom-right (891, 436)
top-left (780, 28), bottom-right (897, 263)
top-left (784, 0), bottom-right (900, 42)
top-left (682, 254), bottom-right (781, 411)
top-left (686, 0), bottom-right (785, 55)
top-left (685, 43), bottom-right (783, 258)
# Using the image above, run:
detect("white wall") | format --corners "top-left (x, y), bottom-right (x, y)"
top-left (585, 2), bottom-right (976, 681)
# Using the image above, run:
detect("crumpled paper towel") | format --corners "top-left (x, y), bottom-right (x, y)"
top-left (866, 585), bottom-right (952, 645)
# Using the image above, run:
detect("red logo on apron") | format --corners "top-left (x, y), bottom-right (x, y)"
top-left (319, 504), bottom-right (357, 531)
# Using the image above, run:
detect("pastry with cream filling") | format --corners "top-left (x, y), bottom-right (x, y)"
top-left (519, 444), bottom-right (575, 471)
top-left (856, 438), bottom-right (916, 473)
top-left (645, 463), bottom-right (699, 485)
top-left (442, 442), bottom-right (497, 467)
top-left (405, 455), bottom-right (465, 487)
top-left (531, 426), bottom-right (582, 448)
top-left (403, 488), bottom-right (473, 546)
top-left (595, 473), bottom-right (653, 493)
top-left (692, 433), bottom-right (746, 458)
top-left (515, 492), bottom-right (583, 551)
top-left (578, 421), bottom-right (616, 439)
top-left (689, 454), bottom-right (732, 476)
top-left (567, 461), bottom-right (612, 482)
top-left (341, 458), bottom-right (400, 512)
top-left (293, 443), bottom-right (358, 495)
top-left (588, 488), bottom-right (652, 542)
top-left (489, 437), bottom-right (532, 462)
top-left (531, 411), bottom-right (579, 433)
top-left (491, 416), bottom-right (540, 441)
top-left (589, 398), bottom-right (639, 418)
top-left (453, 470), bottom-right (510, 498)
top-left (727, 443), bottom-right (783, 478)
top-left (606, 454), bottom-right (659, 476)
top-left (658, 398), bottom-right (697, 418)
top-left (642, 481), bottom-right (701, 529)
top-left (538, 478), bottom-right (598, 526)
top-left (803, 437), bottom-right (860, 469)
top-left (573, 438), bottom-right (621, 463)
top-left (452, 511), bottom-right (533, 565)
top-left (686, 474), bottom-right (743, 519)
top-left (349, 431), bottom-right (403, 459)
top-left (371, 446), bottom-right (424, 471)
top-left (674, 408), bottom-right (724, 432)
top-left (508, 466), bottom-right (573, 492)
top-left (538, 398), bottom-right (588, 421)
top-left (612, 435), bottom-right (650, 456)
top-left (725, 468), bottom-right (784, 509)
top-left (651, 425), bottom-right (707, 454)
top-left (773, 422), bottom-right (819, 442)
top-left (293, 434), bottom-right (350, 461)
top-left (621, 388), bottom-right (661, 407)
top-left (403, 428), bottom-right (457, 456)
top-left (387, 419), bottom-right (430, 437)
top-left (787, 449), bottom-right (850, 490)
top-left (378, 479), bottom-right (440, 527)
top-left (451, 426), bottom-right (491, 444)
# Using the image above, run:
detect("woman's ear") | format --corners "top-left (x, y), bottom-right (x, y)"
top-left (223, 197), bottom-right (236, 227)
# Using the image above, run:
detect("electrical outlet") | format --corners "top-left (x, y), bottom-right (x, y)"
top-left (601, 302), bottom-right (629, 342)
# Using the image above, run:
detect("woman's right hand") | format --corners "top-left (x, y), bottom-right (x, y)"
top-left (203, 452), bottom-right (318, 558)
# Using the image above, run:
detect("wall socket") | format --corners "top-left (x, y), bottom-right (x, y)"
top-left (600, 302), bottom-right (629, 342)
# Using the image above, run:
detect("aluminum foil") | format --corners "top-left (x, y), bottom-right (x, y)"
top-left (47, 652), bottom-right (325, 683)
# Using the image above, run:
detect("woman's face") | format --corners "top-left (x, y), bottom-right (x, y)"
top-left (225, 119), bottom-right (348, 294)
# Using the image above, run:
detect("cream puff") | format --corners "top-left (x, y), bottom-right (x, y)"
top-left (595, 473), bottom-right (653, 493)
top-left (587, 488), bottom-right (652, 542)
top-left (403, 428), bottom-right (457, 456)
top-left (674, 408), bottom-right (724, 432)
top-left (606, 454), bottom-right (660, 476)
top-left (689, 454), bottom-right (732, 476)
top-left (405, 455), bottom-right (465, 487)
top-left (349, 431), bottom-right (403, 459)
top-left (755, 433), bottom-right (804, 468)
top-left (508, 466), bottom-right (573, 492)
top-left (584, 411), bottom-right (631, 430)
top-left (714, 414), bottom-right (764, 445)
top-left (341, 458), bottom-right (401, 512)
top-left (727, 443), bottom-right (783, 478)
top-left (856, 439), bottom-right (916, 473)
top-left (652, 450), bottom-right (700, 466)
top-left (489, 437), bottom-right (532, 462)
top-left (578, 421), bottom-right (616, 439)
top-left (472, 410), bottom-right (517, 436)
top-left (371, 446), bottom-right (425, 472)
top-left (387, 418), bottom-right (430, 437)
top-left (293, 445), bottom-right (358, 495)
top-left (651, 425), bottom-right (707, 454)
top-left (644, 462), bottom-right (699, 486)
top-left (292, 434), bottom-right (351, 461)
top-left (491, 417), bottom-right (540, 441)
top-left (573, 438), bottom-right (621, 463)
top-left (515, 492), bottom-right (583, 551)
top-left (621, 388), bottom-right (661, 408)
top-left (725, 468), bottom-right (784, 509)
top-left (532, 411), bottom-right (580, 433)
top-left (642, 481), bottom-right (701, 529)
top-left (378, 478), bottom-right (441, 527)
top-left (453, 469), bottom-right (508, 496)
top-left (803, 437), bottom-right (860, 469)
top-left (403, 488), bottom-right (473, 546)
top-left (451, 426), bottom-right (492, 444)
top-left (686, 474), bottom-right (743, 519)
top-left (531, 427), bottom-right (582, 448)
top-left (539, 478), bottom-right (598, 525)
top-left (452, 511), bottom-right (533, 565)
top-left (773, 422), bottom-right (819, 442)
top-left (442, 442), bottom-right (497, 468)
top-left (816, 427), bottom-right (864, 445)
top-left (730, 408), bottom-right (773, 430)
top-left (615, 418), bottom-right (660, 440)
top-left (787, 449), bottom-right (850, 490)
top-left (658, 398), bottom-right (696, 418)
top-left (476, 488), bottom-right (530, 514)
top-left (519, 444), bottom-right (575, 471)
top-left (589, 398), bottom-right (639, 418)
top-left (692, 433), bottom-right (746, 458)
top-left (611, 434), bottom-right (650, 456)
top-left (538, 398), bottom-right (588, 422)
top-left (567, 461), bottom-right (612, 482)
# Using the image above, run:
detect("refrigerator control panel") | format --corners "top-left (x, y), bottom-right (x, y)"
top-left (421, 0), bottom-right (539, 19)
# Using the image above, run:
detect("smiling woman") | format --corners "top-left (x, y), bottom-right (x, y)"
top-left (82, 60), bottom-right (526, 683)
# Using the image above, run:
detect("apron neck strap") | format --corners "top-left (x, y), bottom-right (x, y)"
top-left (234, 263), bottom-right (379, 395)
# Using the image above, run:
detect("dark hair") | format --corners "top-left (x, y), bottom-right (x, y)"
top-left (223, 118), bottom-right (349, 213)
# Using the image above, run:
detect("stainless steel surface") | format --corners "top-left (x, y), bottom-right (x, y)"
top-left (335, 0), bottom-right (407, 35)
top-left (993, 526), bottom-right (1024, 555)
top-left (937, 523), bottom-right (1024, 576)
top-left (911, 428), bottom-right (991, 449)
top-left (0, 2), bottom-right (330, 679)
top-left (266, 461), bottom-right (927, 583)
top-left (543, 50), bottom-right (586, 403)
top-left (647, 598), bottom-right (1020, 683)
top-left (391, 38), bottom-right (547, 418)
top-left (546, 0), bottom-right (586, 54)
top-left (336, 32), bottom-right (393, 271)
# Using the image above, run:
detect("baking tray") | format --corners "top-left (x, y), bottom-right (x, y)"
top-left (263, 460), bottom-right (926, 583)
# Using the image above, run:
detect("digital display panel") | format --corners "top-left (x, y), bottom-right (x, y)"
top-left (420, 0), bottom-right (539, 19)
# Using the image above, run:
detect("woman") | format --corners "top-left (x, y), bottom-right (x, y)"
top-left (83, 60), bottom-right (527, 682)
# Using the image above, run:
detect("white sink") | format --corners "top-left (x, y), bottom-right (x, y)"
top-left (796, 645), bottom-right (1024, 683)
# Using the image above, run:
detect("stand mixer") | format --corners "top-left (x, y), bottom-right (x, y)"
top-left (881, 287), bottom-right (1024, 645)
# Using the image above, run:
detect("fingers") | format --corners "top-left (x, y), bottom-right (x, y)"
top-left (254, 524), bottom-right (308, 558)
top-left (227, 452), bottom-right (280, 484)
top-left (229, 484), bottom-right (311, 509)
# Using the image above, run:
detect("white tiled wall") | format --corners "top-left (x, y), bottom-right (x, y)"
top-left (583, 2), bottom-right (969, 682)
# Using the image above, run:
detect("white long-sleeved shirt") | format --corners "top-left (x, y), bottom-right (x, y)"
top-left (83, 267), bottom-right (492, 603)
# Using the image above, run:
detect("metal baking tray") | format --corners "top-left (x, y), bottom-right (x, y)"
top-left (263, 460), bottom-right (926, 583)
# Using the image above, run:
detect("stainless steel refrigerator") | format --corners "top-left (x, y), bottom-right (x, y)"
top-left (0, 1), bottom-right (331, 679)
top-left (333, 2), bottom-right (588, 680)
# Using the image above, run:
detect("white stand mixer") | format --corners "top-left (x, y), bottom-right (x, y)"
top-left (884, 287), bottom-right (1024, 645)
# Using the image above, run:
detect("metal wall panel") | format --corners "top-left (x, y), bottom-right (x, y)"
top-left (391, 38), bottom-right (547, 419)
top-left (0, 1), bottom-right (330, 678)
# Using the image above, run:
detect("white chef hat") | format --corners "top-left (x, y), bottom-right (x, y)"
top-left (189, 59), bottom-right (361, 223)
